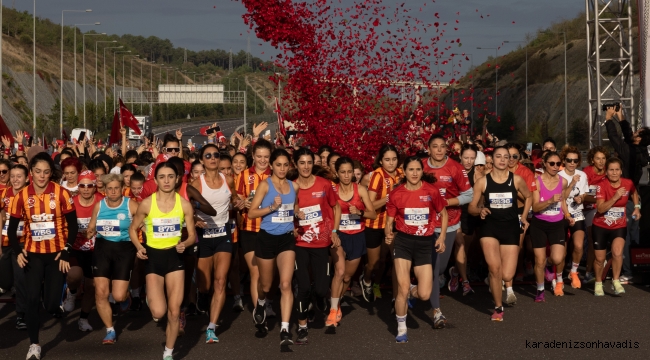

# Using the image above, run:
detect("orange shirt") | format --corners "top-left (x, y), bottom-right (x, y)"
top-left (1, 187), bottom-right (26, 246)
top-left (9, 182), bottom-right (75, 254)
top-left (237, 167), bottom-right (271, 232)
top-left (364, 167), bottom-right (404, 229)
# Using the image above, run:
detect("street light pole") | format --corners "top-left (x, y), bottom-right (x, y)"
top-left (81, 32), bottom-right (104, 128)
top-left (564, 31), bottom-right (567, 144)
top-left (74, 23), bottom-right (99, 116)
top-left (96, 40), bottom-right (117, 123)
top-left (61, 9), bottom-right (91, 138)
top-left (104, 47), bottom-right (123, 118)
top-left (504, 40), bottom-right (529, 135)
top-left (113, 51), bottom-right (130, 114)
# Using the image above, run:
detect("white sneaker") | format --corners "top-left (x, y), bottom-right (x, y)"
top-left (265, 302), bottom-right (276, 318)
top-left (63, 289), bottom-right (76, 312)
top-left (78, 318), bottom-right (93, 332)
top-left (26, 344), bottom-right (41, 360)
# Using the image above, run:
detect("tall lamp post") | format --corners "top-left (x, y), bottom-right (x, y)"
top-left (130, 56), bottom-right (140, 107)
top-left (103, 46), bottom-right (123, 117)
top-left (504, 40), bottom-right (529, 135)
top-left (96, 40), bottom-right (117, 123)
top-left (74, 23), bottom-right (100, 115)
top-left (61, 9), bottom-right (91, 138)
top-left (113, 51), bottom-right (131, 114)
top-left (477, 47), bottom-right (498, 121)
top-left (81, 32), bottom-right (105, 128)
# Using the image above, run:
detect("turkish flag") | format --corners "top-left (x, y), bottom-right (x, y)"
top-left (275, 97), bottom-right (287, 137)
top-left (109, 109), bottom-right (121, 145)
top-left (199, 126), bottom-right (209, 136)
top-left (0, 115), bottom-right (12, 144)
top-left (119, 98), bottom-right (142, 135)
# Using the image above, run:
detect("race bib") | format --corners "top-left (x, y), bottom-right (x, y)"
top-left (439, 188), bottom-right (447, 198)
top-left (30, 221), bottom-right (56, 241)
top-left (604, 207), bottom-right (625, 222)
top-left (203, 225), bottom-right (227, 238)
top-left (299, 204), bottom-right (323, 226)
top-left (97, 219), bottom-right (120, 237)
top-left (404, 208), bottom-right (430, 226)
top-left (340, 213), bottom-right (361, 231)
top-left (571, 212), bottom-right (585, 222)
top-left (542, 203), bottom-right (560, 216)
top-left (272, 203), bottom-right (294, 223)
top-left (3, 220), bottom-right (24, 237)
top-left (588, 185), bottom-right (597, 196)
top-left (77, 218), bottom-right (91, 231)
top-left (152, 217), bottom-right (182, 238)
top-left (489, 192), bottom-right (513, 209)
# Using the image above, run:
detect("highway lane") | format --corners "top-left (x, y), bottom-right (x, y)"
top-left (152, 118), bottom-right (246, 148)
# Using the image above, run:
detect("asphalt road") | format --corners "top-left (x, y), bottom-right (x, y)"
top-left (152, 118), bottom-right (246, 149)
top-left (1, 281), bottom-right (649, 359)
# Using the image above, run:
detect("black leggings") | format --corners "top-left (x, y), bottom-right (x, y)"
top-left (294, 246), bottom-right (330, 321)
top-left (24, 252), bottom-right (65, 344)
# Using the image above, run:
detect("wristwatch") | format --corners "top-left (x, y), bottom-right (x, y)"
top-left (635, 204), bottom-right (641, 209)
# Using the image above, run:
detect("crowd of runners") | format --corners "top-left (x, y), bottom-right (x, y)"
top-left (0, 104), bottom-right (648, 359)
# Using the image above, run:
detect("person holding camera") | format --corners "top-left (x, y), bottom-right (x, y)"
top-left (604, 104), bottom-right (650, 282)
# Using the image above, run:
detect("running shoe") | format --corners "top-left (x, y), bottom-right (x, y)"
top-left (119, 295), bottom-right (132, 313)
top-left (359, 274), bottom-right (375, 302)
top-left (296, 327), bottom-right (309, 345)
top-left (232, 296), bottom-right (244, 312)
top-left (78, 318), bottom-right (93, 332)
top-left (505, 292), bottom-right (517, 306)
top-left (178, 310), bottom-right (186, 336)
top-left (265, 302), bottom-right (276, 318)
top-left (544, 265), bottom-right (555, 283)
top-left (594, 283), bottom-right (604, 296)
top-left (325, 308), bottom-right (341, 327)
top-left (432, 308), bottom-right (446, 329)
top-left (534, 290), bottom-right (545, 303)
top-left (16, 317), bottom-right (27, 330)
top-left (619, 274), bottom-right (632, 284)
top-left (612, 280), bottom-right (625, 295)
top-left (253, 304), bottom-right (267, 333)
top-left (26, 344), bottom-right (41, 360)
top-left (462, 281), bottom-right (474, 296)
top-left (491, 309), bottom-right (504, 322)
top-left (164, 356), bottom-right (173, 360)
top-left (407, 284), bottom-right (416, 309)
top-left (129, 297), bottom-right (142, 312)
top-left (62, 289), bottom-right (76, 312)
top-left (395, 332), bottom-right (408, 343)
top-left (583, 272), bottom-right (595, 284)
top-left (554, 281), bottom-right (564, 296)
top-left (373, 283), bottom-right (382, 299)
top-left (205, 329), bottom-right (219, 344)
top-left (102, 330), bottom-right (117, 345)
top-left (280, 329), bottom-right (293, 346)
top-left (448, 266), bottom-right (459, 292)
top-left (569, 272), bottom-right (581, 289)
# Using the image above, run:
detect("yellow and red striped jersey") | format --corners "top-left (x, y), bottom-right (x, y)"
top-left (9, 182), bottom-right (75, 253)
top-left (237, 167), bottom-right (271, 232)
top-left (1, 187), bottom-right (26, 246)
top-left (364, 167), bottom-right (404, 229)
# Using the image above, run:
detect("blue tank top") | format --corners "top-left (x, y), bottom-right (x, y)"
top-left (96, 198), bottom-right (133, 242)
top-left (260, 177), bottom-right (296, 235)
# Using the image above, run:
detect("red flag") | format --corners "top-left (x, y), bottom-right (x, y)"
top-left (43, 134), bottom-right (47, 149)
top-left (0, 115), bottom-right (13, 144)
top-left (119, 98), bottom-right (142, 135)
top-left (275, 97), bottom-right (287, 137)
top-left (199, 126), bottom-right (209, 136)
top-left (62, 128), bottom-right (68, 142)
top-left (109, 109), bottom-right (121, 145)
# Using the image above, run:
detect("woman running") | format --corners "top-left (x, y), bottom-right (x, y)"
top-left (232, 153), bottom-right (248, 177)
top-left (0, 164), bottom-right (29, 331)
top-left (191, 144), bottom-right (238, 344)
top-left (385, 156), bottom-right (448, 343)
top-left (64, 171), bottom-right (104, 332)
top-left (61, 157), bottom-right (82, 196)
top-left (8, 153), bottom-right (79, 360)
top-left (236, 139), bottom-right (272, 315)
top-left (332, 157), bottom-right (377, 327)
top-left (129, 162), bottom-right (197, 360)
top-left (291, 147), bottom-right (341, 344)
top-left (228, 152), bottom-right (247, 311)
top-left (582, 146), bottom-right (608, 283)
top-left (592, 158), bottom-right (640, 296)
top-left (558, 146), bottom-right (589, 289)
top-left (530, 151), bottom-right (573, 302)
top-left (423, 134), bottom-right (473, 328)
top-left (190, 160), bottom-right (205, 182)
top-left (360, 144), bottom-right (403, 303)
top-left (247, 148), bottom-right (299, 346)
top-left (88, 159), bottom-right (108, 196)
top-left (86, 173), bottom-right (138, 344)
top-left (469, 147), bottom-right (532, 321)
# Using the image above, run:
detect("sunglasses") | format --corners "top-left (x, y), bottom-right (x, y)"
top-left (165, 147), bottom-right (180, 153)
top-left (78, 183), bottom-right (95, 189)
top-left (510, 154), bottom-right (519, 160)
top-left (547, 161), bottom-right (561, 167)
top-left (0, 169), bottom-right (8, 175)
top-left (565, 158), bottom-right (579, 164)
top-left (204, 152), bottom-right (220, 160)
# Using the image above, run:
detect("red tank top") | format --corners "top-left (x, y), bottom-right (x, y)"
top-left (335, 183), bottom-right (366, 235)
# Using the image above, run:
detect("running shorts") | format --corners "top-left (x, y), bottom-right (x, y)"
top-left (70, 249), bottom-right (94, 279)
top-left (92, 238), bottom-right (136, 281)
top-left (530, 217), bottom-right (567, 248)
top-left (255, 229), bottom-right (295, 260)
top-left (364, 227), bottom-right (385, 249)
top-left (480, 219), bottom-right (520, 246)
top-left (198, 227), bottom-right (233, 258)
top-left (393, 231), bottom-right (434, 267)
top-left (145, 245), bottom-right (185, 276)
top-left (592, 225), bottom-right (626, 251)
top-left (339, 231), bottom-right (366, 261)
top-left (239, 230), bottom-right (259, 255)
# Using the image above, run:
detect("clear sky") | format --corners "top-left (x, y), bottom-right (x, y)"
top-left (11, 0), bottom-right (584, 75)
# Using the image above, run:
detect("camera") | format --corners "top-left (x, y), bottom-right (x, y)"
top-left (602, 103), bottom-right (621, 112)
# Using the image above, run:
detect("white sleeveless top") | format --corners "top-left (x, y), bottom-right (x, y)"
top-left (197, 173), bottom-right (231, 228)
